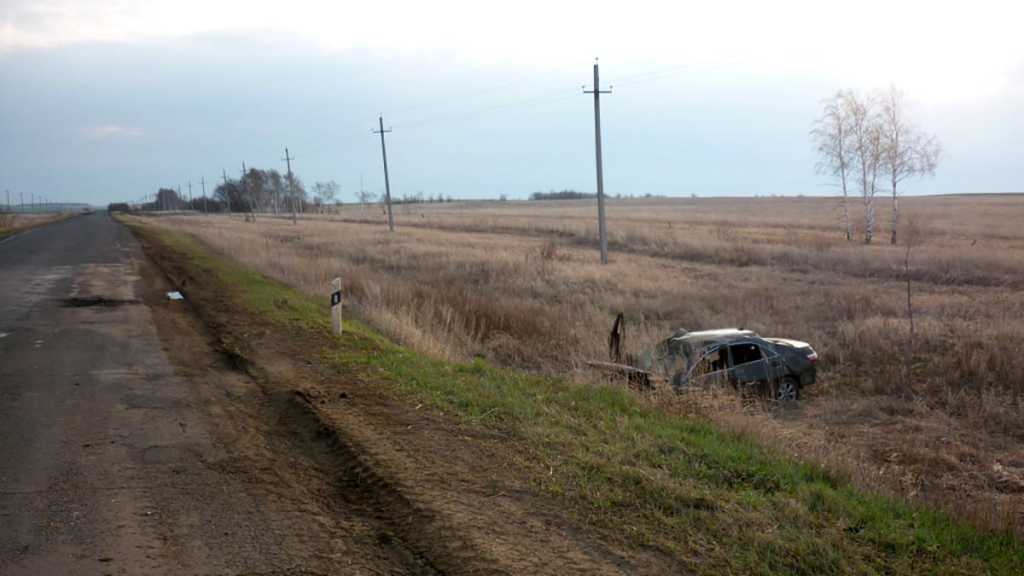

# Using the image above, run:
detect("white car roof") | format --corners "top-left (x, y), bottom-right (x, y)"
top-left (674, 328), bottom-right (757, 343)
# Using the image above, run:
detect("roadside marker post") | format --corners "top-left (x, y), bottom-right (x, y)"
top-left (330, 277), bottom-right (343, 335)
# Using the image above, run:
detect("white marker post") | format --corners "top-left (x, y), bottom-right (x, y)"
top-left (330, 277), bottom-right (343, 335)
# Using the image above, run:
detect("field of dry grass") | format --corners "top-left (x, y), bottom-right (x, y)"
top-left (145, 194), bottom-right (1024, 535)
top-left (0, 212), bottom-right (71, 238)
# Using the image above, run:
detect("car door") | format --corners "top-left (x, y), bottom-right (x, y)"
top-left (727, 341), bottom-right (769, 389)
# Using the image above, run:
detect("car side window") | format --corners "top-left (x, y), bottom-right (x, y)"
top-left (692, 346), bottom-right (726, 377)
top-left (728, 343), bottom-right (762, 367)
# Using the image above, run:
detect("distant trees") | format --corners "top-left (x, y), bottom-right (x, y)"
top-left (357, 189), bottom-right (377, 209)
top-left (811, 91), bottom-right (854, 241)
top-left (312, 180), bottom-right (340, 208)
top-left (878, 87), bottom-right (941, 244)
top-left (529, 189), bottom-right (595, 201)
top-left (213, 167), bottom-right (307, 215)
top-left (812, 87), bottom-right (940, 244)
top-left (155, 187), bottom-right (185, 211)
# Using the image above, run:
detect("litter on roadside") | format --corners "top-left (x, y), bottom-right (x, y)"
top-left (166, 291), bottom-right (184, 301)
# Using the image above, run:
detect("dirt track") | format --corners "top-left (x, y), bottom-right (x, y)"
top-left (0, 212), bottom-right (665, 574)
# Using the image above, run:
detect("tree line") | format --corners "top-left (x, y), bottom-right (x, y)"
top-left (140, 168), bottom-right (342, 214)
top-left (812, 86), bottom-right (940, 244)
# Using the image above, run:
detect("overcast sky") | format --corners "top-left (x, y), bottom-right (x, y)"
top-left (1, 0), bottom-right (1022, 206)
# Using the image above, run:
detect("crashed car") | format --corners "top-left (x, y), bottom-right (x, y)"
top-left (639, 328), bottom-right (817, 400)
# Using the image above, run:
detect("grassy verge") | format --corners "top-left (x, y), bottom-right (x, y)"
top-left (132, 219), bottom-right (1024, 576)
top-left (0, 213), bottom-right (76, 239)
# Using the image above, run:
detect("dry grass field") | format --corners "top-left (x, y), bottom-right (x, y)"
top-left (147, 194), bottom-right (1024, 535)
top-left (0, 212), bottom-right (70, 238)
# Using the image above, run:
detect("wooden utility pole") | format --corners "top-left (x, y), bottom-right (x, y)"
top-left (584, 59), bottom-right (612, 264)
top-left (283, 147), bottom-right (297, 224)
top-left (373, 116), bottom-right (395, 232)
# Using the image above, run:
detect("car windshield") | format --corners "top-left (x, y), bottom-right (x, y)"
top-left (643, 335), bottom-right (696, 377)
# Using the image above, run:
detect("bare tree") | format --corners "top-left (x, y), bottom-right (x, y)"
top-left (812, 91), bottom-right (855, 241)
top-left (843, 91), bottom-right (884, 244)
top-left (357, 189), bottom-right (377, 210)
top-left (879, 86), bottom-right (941, 244)
top-left (313, 180), bottom-right (340, 213)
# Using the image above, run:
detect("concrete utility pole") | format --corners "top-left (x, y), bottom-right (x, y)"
top-left (283, 147), bottom-right (297, 224)
top-left (20, 192), bottom-right (24, 213)
top-left (176, 186), bottom-right (182, 212)
top-left (201, 177), bottom-right (207, 214)
top-left (584, 59), bottom-right (612, 264)
top-left (373, 115), bottom-right (395, 232)
top-left (188, 180), bottom-right (193, 210)
top-left (5, 190), bottom-right (9, 212)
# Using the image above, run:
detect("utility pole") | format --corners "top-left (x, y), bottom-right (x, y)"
top-left (201, 177), bottom-right (207, 214)
top-left (222, 169), bottom-right (233, 214)
top-left (283, 147), bottom-right (297, 224)
top-left (177, 186), bottom-right (182, 212)
top-left (5, 190), bottom-right (9, 212)
top-left (373, 115), bottom-right (395, 232)
top-left (188, 180), bottom-right (193, 211)
top-left (583, 59), bottom-right (612, 264)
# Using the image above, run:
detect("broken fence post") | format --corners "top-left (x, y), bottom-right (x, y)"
top-left (330, 277), bottom-right (343, 334)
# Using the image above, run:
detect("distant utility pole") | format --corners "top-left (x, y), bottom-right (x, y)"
top-left (177, 186), bottom-right (182, 212)
top-left (5, 190), bottom-right (9, 212)
top-left (283, 147), bottom-right (297, 224)
top-left (201, 176), bottom-right (207, 214)
top-left (584, 59), bottom-right (612, 264)
top-left (373, 115), bottom-right (395, 232)
top-left (222, 169), bottom-right (233, 214)
top-left (188, 180), bottom-right (193, 210)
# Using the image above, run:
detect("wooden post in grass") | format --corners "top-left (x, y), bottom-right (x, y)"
top-left (330, 277), bottom-right (343, 334)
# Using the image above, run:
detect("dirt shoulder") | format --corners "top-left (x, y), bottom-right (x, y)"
top-left (124, 216), bottom-right (1024, 576)
top-left (126, 217), bottom-right (662, 575)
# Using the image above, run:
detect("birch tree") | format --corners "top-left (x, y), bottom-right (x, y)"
top-left (812, 91), bottom-right (855, 241)
top-left (843, 91), bottom-right (884, 244)
top-left (879, 87), bottom-right (941, 244)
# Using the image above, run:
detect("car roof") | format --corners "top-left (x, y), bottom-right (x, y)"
top-left (672, 328), bottom-right (758, 345)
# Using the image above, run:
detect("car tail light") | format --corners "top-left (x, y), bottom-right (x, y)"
top-left (807, 351), bottom-right (818, 363)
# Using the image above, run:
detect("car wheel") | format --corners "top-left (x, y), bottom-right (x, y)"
top-left (775, 377), bottom-right (800, 402)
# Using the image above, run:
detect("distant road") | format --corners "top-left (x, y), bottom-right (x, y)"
top-left (0, 213), bottom-right (402, 574)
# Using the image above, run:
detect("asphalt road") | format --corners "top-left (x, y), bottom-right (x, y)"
top-left (0, 213), bottom-right (405, 575)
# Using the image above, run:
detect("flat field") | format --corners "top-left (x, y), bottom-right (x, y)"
top-left (148, 194), bottom-right (1024, 534)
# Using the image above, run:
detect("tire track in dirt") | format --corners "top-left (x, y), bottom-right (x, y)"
top-left (130, 221), bottom-right (661, 575)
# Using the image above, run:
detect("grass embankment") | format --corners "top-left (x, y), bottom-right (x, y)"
top-left (0, 213), bottom-right (75, 239)
top-left (135, 221), bottom-right (1024, 576)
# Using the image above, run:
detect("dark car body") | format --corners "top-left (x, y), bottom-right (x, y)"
top-left (641, 329), bottom-right (817, 400)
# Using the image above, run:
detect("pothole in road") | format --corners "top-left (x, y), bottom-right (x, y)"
top-left (60, 296), bottom-right (140, 308)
